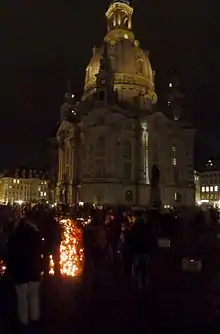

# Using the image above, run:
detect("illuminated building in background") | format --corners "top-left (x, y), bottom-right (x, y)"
top-left (56, 1), bottom-right (195, 207)
top-left (199, 159), bottom-right (220, 206)
top-left (0, 169), bottom-right (49, 204)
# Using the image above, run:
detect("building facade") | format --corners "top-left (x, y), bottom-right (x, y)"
top-left (199, 159), bottom-right (220, 206)
top-left (0, 169), bottom-right (49, 204)
top-left (56, 0), bottom-right (195, 207)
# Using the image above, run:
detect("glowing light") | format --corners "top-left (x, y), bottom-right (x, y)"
top-left (49, 218), bottom-right (84, 277)
top-left (0, 260), bottom-right (6, 276)
top-left (0, 218), bottom-right (84, 278)
top-left (15, 200), bottom-right (23, 205)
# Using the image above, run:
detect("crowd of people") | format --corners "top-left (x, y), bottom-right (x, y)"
top-left (0, 203), bottom-right (219, 333)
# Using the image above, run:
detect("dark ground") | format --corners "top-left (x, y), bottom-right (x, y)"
top-left (1, 249), bottom-right (220, 334)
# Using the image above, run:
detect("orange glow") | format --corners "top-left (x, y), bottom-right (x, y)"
top-left (49, 218), bottom-right (84, 277)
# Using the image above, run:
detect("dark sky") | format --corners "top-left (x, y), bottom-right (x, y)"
top-left (1, 0), bottom-right (220, 170)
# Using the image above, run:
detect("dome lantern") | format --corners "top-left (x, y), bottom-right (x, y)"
top-left (105, 1), bottom-right (133, 35)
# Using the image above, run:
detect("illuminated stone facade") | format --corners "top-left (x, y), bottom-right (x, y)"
top-left (0, 169), bottom-right (49, 204)
top-left (56, 1), bottom-right (195, 207)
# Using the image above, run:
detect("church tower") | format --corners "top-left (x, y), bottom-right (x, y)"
top-left (56, 83), bottom-right (80, 205)
top-left (95, 42), bottom-right (116, 103)
top-left (55, 1), bottom-right (195, 207)
top-left (168, 73), bottom-right (185, 121)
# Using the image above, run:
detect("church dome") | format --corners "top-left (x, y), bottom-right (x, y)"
top-left (83, 1), bottom-right (157, 105)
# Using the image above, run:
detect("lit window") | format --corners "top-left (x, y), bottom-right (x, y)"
top-left (124, 34), bottom-right (128, 39)
top-left (201, 187), bottom-right (205, 192)
top-left (38, 187), bottom-right (41, 191)
top-left (40, 191), bottom-right (43, 196)
top-left (174, 192), bottom-right (177, 200)
top-left (168, 101), bottom-right (171, 106)
top-left (17, 180), bottom-right (20, 184)
top-left (44, 192), bottom-right (46, 196)
top-left (13, 179), bottom-right (16, 184)
top-left (172, 145), bottom-right (176, 152)
top-left (215, 186), bottom-right (218, 192)
top-left (172, 157), bottom-right (176, 166)
top-left (44, 181), bottom-right (47, 185)
top-left (206, 186), bottom-right (209, 192)
top-left (210, 186), bottom-right (213, 192)
top-left (169, 83), bottom-right (172, 88)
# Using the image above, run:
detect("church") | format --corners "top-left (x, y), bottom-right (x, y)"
top-left (56, 0), bottom-right (195, 207)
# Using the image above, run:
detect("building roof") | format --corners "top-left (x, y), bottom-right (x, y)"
top-left (0, 168), bottom-right (49, 180)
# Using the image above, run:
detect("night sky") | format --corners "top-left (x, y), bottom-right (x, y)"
top-left (1, 0), bottom-right (220, 170)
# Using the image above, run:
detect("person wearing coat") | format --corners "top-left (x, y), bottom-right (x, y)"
top-left (8, 211), bottom-right (42, 332)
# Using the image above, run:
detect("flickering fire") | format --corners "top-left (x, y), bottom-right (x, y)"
top-left (49, 218), bottom-right (84, 277)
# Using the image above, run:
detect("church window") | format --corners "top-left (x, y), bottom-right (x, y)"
top-left (123, 140), bottom-right (132, 159)
top-left (137, 59), bottom-right (143, 74)
top-left (95, 136), bottom-right (106, 178)
top-left (95, 159), bottom-right (105, 178)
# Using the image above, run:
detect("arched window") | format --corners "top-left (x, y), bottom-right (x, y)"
top-left (137, 59), bottom-right (143, 74)
top-left (95, 136), bottom-right (106, 178)
top-left (123, 140), bottom-right (132, 160)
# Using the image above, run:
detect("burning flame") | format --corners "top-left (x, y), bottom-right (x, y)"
top-left (0, 218), bottom-right (85, 278)
top-left (49, 218), bottom-right (84, 277)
